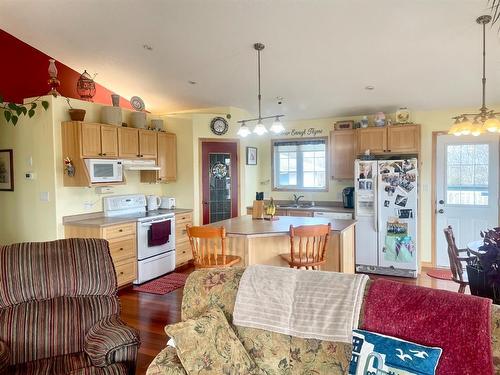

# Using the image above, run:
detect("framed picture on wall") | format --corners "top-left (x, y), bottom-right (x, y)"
top-left (0, 149), bottom-right (14, 191)
top-left (246, 147), bottom-right (257, 165)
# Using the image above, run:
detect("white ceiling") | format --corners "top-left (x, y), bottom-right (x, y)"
top-left (1, 0), bottom-right (499, 120)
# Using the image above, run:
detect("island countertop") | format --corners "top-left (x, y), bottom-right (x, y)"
top-left (207, 215), bottom-right (356, 237)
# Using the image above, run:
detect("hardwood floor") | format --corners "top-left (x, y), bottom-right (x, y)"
top-left (118, 267), bottom-right (463, 375)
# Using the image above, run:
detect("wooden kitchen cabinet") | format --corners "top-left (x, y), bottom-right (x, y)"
top-left (356, 127), bottom-right (387, 154)
top-left (81, 123), bottom-right (118, 158)
top-left (118, 128), bottom-right (139, 158)
top-left (64, 222), bottom-right (137, 287)
top-left (356, 125), bottom-right (420, 155)
top-left (330, 130), bottom-right (356, 179)
top-left (139, 129), bottom-right (158, 158)
top-left (175, 211), bottom-right (193, 267)
top-left (141, 132), bottom-right (177, 183)
top-left (287, 210), bottom-right (314, 217)
top-left (387, 124), bottom-right (420, 153)
top-left (100, 125), bottom-right (119, 157)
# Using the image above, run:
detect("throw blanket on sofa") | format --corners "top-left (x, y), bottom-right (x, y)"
top-left (233, 265), bottom-right (369, 343)
top-left (362, 279), bottom-right (493, 375)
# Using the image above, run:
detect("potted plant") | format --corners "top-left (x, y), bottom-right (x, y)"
top-left (466, 227), bottom-right (500, 303)
top-left (67, 98), bottom-right (86, 121)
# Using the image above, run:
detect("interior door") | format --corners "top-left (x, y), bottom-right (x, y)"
top-left (435, 134), bottom-right (499, 267)
top-left (201, 141), bottom-right (239, 224)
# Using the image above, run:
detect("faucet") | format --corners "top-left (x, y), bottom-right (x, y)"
top-left (293, 194), bottom-right (304, 206)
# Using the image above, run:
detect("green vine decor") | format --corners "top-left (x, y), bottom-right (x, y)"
top-left (0, 95), bottom-right (49, 125)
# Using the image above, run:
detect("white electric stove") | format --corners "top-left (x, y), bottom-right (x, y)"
top-left (103, 194), bottom-right (176, 284)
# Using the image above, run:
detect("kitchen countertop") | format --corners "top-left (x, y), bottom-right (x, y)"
top-left (63, 208), bottom-right (193, 228)
top-left (246, 205), bottom-right (354, 213)
top-left (207, 215), bottom-right (356, 236)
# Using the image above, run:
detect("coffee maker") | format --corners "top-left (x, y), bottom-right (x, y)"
top-left (342, 187), bottom-right (355, 209)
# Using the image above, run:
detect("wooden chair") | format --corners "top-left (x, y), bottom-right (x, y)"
top-left (443, 225), bottom-right (475, 293)
top-left (186, 225), bottom-right (241, 268)
top-left (279, 223), bottom-right (331, 270)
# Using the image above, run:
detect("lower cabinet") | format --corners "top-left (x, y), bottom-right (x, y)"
top-left (175, 212), bottom-right (193, 267)
top-left (64, 222), bottom-right (138, 287)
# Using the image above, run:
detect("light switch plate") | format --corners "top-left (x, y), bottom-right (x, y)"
top-left (39, 192), bottom-right (50, 202)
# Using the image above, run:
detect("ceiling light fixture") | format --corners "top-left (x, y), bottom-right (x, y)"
top-left (143, 44), bottom-right (153, 51)
top-left (237, 43), bottom-right (284, 137)
top-left (364, 85), bottom-right (375, 91)
top-left (449, 15), bottom-right (500, 136)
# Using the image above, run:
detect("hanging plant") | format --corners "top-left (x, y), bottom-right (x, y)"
top-left (490, 1), bottom-right (500, 25)
top-left (0, 95), bottom-right (49, 126)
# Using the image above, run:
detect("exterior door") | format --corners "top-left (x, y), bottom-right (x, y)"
top-left (201, 141), bottom-right (239, 224)
top-left (435, 134), bottom-right (499, 267)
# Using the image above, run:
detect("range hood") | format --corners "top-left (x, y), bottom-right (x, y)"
top-left (122, 159), bottom-right (161, 171)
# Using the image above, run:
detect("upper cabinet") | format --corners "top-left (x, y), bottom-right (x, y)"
top-left (356, 127), bottom-right (387, 154)
top-left (81, 123), bottom-right (118, 158)
top-left (330, 130), bottom-right (356, 180)
top-left (62, 121), bottom-right (176, 186)
top-left (118, 128), bottom-right (139, 158)
top-left (138, 129), bottom-right (158, 159)
top-left (141, 132), bottom-right (177, 183)
top-left (387, 124), bottom-right (420, 154)
top-left (118, 128), bottom-right (158, 159)
top-left (356, 124), bottom-right (420, 155)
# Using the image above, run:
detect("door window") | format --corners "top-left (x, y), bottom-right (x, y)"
top-left (446, 144), bottom-right (489, 205)
top-left (209, 153), bottom-right (232, 223)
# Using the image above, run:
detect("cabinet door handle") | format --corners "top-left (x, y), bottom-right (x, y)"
top-left (98, 153), bottom-right (102, 156)
top-left (119, 247), bottom-right (124, 251)
top-left (102, 153), bottom-right (107, 156)
top-left (119, 271), bottom-right (124, 275)
top-left (118, 229), bottom-right (123, 232)
top-left (137, 154), bottom-right (141, 157)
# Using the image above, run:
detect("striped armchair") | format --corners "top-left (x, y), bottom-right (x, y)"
top-left (0, 238), bottom-right (140, 375)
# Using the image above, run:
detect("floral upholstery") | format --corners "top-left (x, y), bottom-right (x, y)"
top-left (148, 267), bottom-right (500, 375)
top-left (0, 238), bottom-right (140, 375)
top-left (165, 305), bottom-right (259, 374)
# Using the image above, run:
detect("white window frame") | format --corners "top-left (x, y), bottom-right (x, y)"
top-left (271, 137), bottom-right (328, 192)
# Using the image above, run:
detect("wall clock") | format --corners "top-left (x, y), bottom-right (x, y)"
top-left (210, 117), bottom-right (229, 136)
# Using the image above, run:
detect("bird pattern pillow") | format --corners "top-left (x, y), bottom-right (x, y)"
top-left (349, 329), bottom-right (442, 375)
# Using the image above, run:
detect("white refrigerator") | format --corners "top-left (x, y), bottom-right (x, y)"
top-left (354, 159), bottom-right (418, 278)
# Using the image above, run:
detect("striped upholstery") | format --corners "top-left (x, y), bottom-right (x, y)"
top-left (0, 239), bottom-right (139, 374)
top-left (85, 315), bottom-right (139, 367)
top-left (0, 340), bottom-right (8, 373)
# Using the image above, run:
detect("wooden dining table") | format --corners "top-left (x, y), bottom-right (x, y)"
top-left (467, 240), bottom-right (485, 256)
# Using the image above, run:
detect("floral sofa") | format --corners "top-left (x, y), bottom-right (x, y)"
top-left (147, 267), bottom-right (500, 375)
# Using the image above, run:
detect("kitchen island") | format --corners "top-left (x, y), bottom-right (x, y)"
top-left (207, 215), bottom-right (356, 273)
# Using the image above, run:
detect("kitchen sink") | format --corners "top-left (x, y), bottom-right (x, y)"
top-left (277, 204), bottom-right (313, 209)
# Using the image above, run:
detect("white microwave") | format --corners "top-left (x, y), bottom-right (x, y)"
top-left (84, 159), bottom-right (123, 183)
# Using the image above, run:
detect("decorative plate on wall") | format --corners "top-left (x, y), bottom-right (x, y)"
top-left (130, 96), bottom-right (145, 111)
top-left (210, 117), bottom-right (229, 135)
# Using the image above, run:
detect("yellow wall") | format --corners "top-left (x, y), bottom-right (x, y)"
top-left (0, 101), bottom-right (57, 244)
top-left (160, 107), bottom-right (260, 225)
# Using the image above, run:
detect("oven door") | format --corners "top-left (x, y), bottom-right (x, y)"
top-left (137, 217), bottom-right (175, 261)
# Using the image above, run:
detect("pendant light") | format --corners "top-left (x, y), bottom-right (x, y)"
top-left (449, 15), bottom-right (500, 136)
top-left (237, 43), bottom-right (285, 136)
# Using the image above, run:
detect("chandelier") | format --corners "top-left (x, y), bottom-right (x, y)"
top-left (237, 43), bottom-right (285, 137)
top-left (449, 15), bottom-right (500, 136)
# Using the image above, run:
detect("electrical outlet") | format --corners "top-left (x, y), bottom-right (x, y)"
top-left (83, 201), bottom-right (93, 209)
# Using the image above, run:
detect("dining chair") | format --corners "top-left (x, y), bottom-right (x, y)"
top-left (186, 225), bottom-right (241, 268)
top-left (279, 223), bottom-right (331, 270)
top-left (443, 225), bottom-right (475, 293)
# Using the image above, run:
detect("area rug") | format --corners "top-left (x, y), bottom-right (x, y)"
top-left (426, 267), bottom-right (453, 280)
top-left (133, 273), bottom-right (189, 295)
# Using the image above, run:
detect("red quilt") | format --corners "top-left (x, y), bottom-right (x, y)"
top-left (362, 279), bottom-right (493, 375)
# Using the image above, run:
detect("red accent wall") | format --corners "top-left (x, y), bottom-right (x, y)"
top-left (0, 29), bottom-right (133, 109)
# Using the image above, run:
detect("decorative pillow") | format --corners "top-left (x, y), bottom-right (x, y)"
top-left (349, 329), bottom-right (442, 375)
top-left (165, 305), bottom-right (259, 375)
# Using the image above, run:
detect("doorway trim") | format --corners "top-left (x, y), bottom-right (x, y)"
top-left (198, 138), bottom-right (241, 225)
top-left (430, 130), bottom-right (448, 268)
